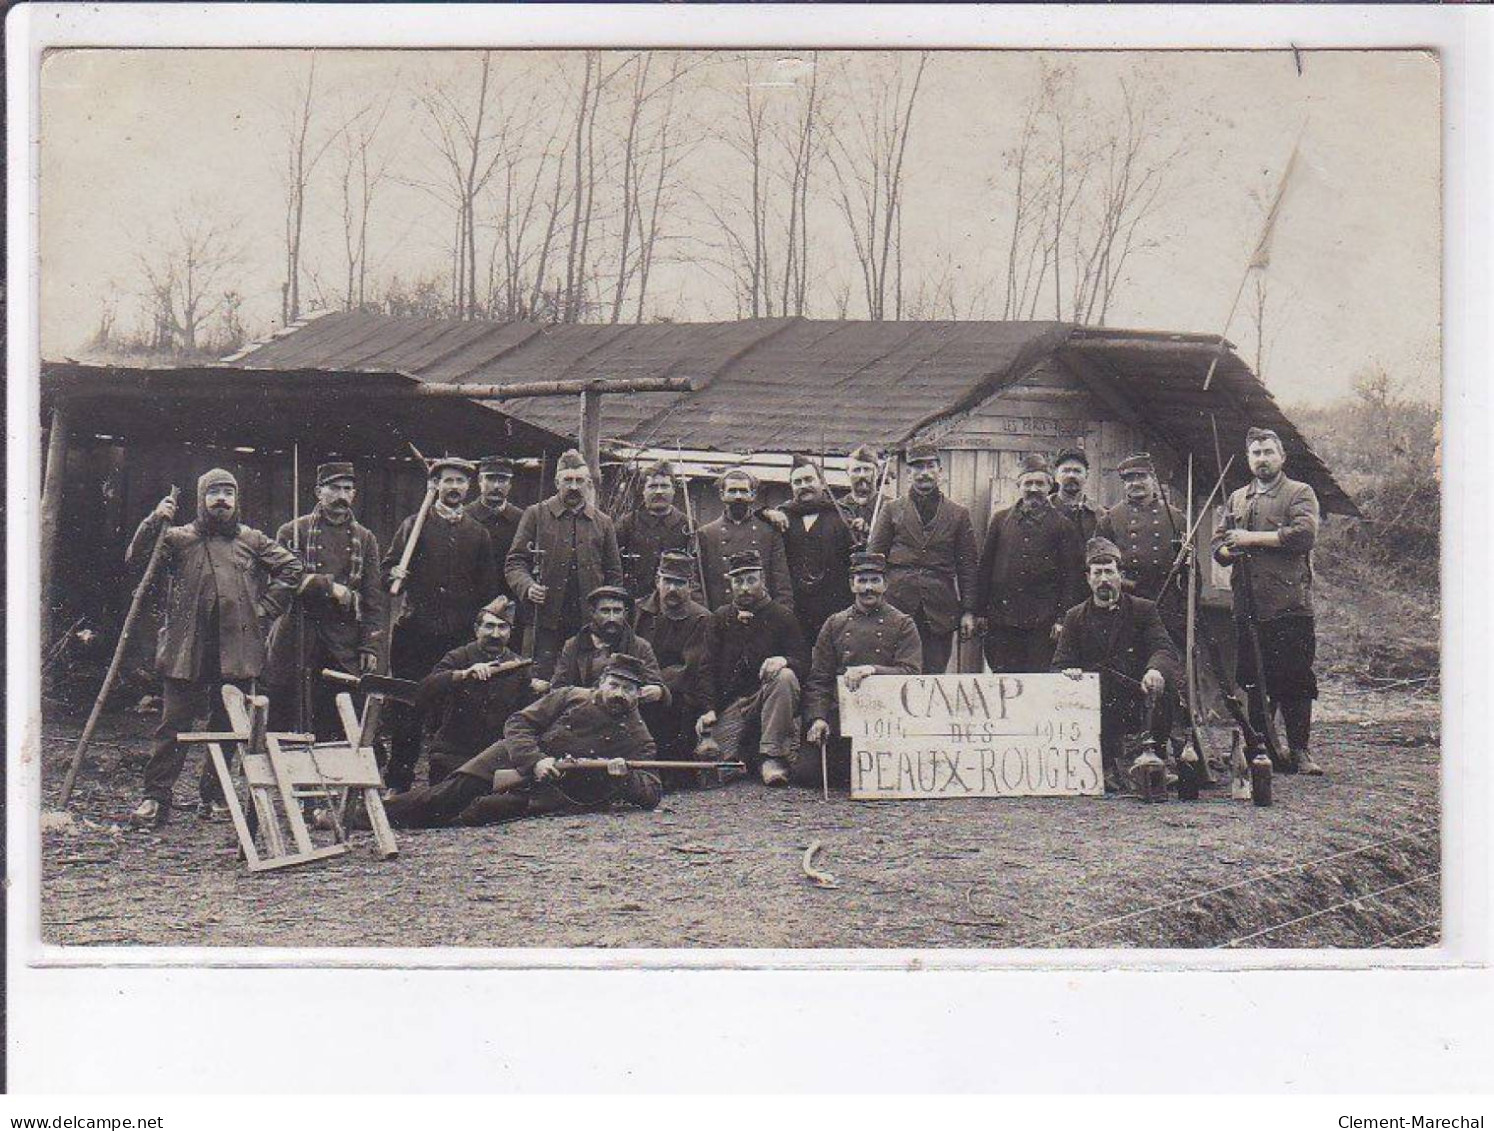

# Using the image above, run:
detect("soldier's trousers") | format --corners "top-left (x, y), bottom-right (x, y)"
top-left (1100, 684), bottom-right (1177, 773)
top-left (982, 623), bottom-right (1057, 674)
top-left (1235, 614), bottom-right (1317, 754)
top-left (386, 621), bottom-right (464, 791)
top-left (721, 667), bottom-right (801, 768)
top-left (914, 612), bottom-right (953, 675)
top-left (145, 674), bottom-right (252, 806)
top-left (266, 630), bottom-right (355, 740)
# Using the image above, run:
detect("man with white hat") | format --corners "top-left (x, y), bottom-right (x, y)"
top-left (126, 469), bottom-right (303, 828)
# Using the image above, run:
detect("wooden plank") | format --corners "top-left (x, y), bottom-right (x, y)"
top-left (250, 785), bottom-right (287, 858)
top-left (266, 735), bottom-right (317, 855)
top-left (206, 742), bottom-right (261, 869)
top-left (239, 745), bottom-right (381, 789)
top-left (247, 844), bottom-right (349, 873)
top-left (364, 788), bottom-right (400, 860)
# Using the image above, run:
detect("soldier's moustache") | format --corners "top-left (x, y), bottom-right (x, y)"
top-left (600, 689), bottom-right (632, 716)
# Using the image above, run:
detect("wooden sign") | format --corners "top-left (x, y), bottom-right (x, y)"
top-left (839, 673), bottom-right (1103, 799)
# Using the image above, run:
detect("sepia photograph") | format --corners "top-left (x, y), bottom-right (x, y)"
top-left (30, 42), bottom-right (1443, 953)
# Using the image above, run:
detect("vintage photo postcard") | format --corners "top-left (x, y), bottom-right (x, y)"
top-left (28, 42), bottom-right (1444, 955)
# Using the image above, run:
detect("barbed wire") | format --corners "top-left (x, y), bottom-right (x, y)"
top-left (1029, 823), bottom-right (1439, 947)
top-left (1216, 871), bottom-right (1440, 949)
top-left (1369, 918), bottom-right (1442, 949)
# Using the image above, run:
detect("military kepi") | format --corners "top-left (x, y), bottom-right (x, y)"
top-left (587, 584), bottom-right (635, 608)
top-left (316, 461), bottom-right (355, 485)
top-left (1085, 536), bottom-right (1123, 566)
top-left (726, 549), bottom-right (764, 576)
top-left (477, 456), bottom-right (515, 477)
top-left (849, 551), bottom-right (887, 576)
top-left (1116, 452), bottom-right (1156, 477)
top-left (904, 441), bottom-right (940, 464)
top-left (1246, 426), bottom-right (1282, 446)
top-left (603, 653), bottom-right (648, 685)
top-left (657, 550), bottom-right (696, 582)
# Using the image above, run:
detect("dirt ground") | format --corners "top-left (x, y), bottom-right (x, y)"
top-left (38, 675), bottom-right (1439, 951)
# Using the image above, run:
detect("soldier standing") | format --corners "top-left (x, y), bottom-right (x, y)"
top-left (695, 468), bottom-right (794, 614)
top-left (1052, 447), bottom-right (1099, 541)
top-left (1211, 427), bottom-right (1325, 776)
top-left (266, 461), bottom-right (386, 737)
top-left (776, 454), bottom-right (855, 646)
top-left (839, 444), bottom-right (884, 545)
top-left (976, 452), bottom-right (1086, 673)
top-left (803, 552), bottom-right (923, 788)
top-left (127, 469), bottom-right (303, 827)
top-left (464, 456), bottom-right (525, 582)
top-left (633, 551), bottom-right (713, 764)
top-left (382, 456), bottom-right (501, 791)
top-left (504, 448), bottom-right (625, 682)
top-left (615, 459), bottom-right (693, 602)
top-left (867, 442), bottom-right (979, 676)
top-left (1096, 453), bottom-right (1191, 647)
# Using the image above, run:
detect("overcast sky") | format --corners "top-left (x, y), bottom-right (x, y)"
top-left (39, 48), bottom-right (1440, 407)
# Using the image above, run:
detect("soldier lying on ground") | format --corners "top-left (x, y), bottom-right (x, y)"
top-left (802, 552), bottom-right (923, 788)
top-left (365, 654), bottom-right (663, 829)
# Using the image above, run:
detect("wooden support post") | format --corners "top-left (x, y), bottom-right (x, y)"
top-left (578, 385), bottom-right (603, 484)
top-left (40, 401), bottom-right (70, 646)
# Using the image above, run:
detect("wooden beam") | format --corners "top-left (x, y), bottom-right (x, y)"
top-left (40, 402), bottom-right (70, 647)
top-left (410, 377), bottom-right (693, 400)
top-left (578, 386), bottom-right (603, 483)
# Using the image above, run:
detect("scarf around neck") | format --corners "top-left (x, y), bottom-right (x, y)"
top-left (303, 504), bottom-right (365, 588)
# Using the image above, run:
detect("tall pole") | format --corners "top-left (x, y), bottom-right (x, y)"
top-left (578, 386), bottom-right (603, 486)
top-left (293, 442), bottom-right (308, 733)
top-left (40, 402), bottom-right (71, 648)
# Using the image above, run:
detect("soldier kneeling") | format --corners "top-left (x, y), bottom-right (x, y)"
top-left (802, 552), bottom-right (923, 788)
top-left (371, 654), bottom-right (662, 829)
top-left (1051, 537), bottom-right (1182, 795)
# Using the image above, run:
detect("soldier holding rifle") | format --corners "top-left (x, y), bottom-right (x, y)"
top-left (1211, 427), bottom-right (1325, 776)
top-left (382, 455), bottom-right (501, 791)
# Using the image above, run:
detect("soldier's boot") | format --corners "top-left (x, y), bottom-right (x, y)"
top-left (1295, 748), bottom-right (1325, 776)
top-left (759, 757), bottom-right (790, 788)
top-left (621, 769), bottom-right (664, 811)
top-left (130, 798), bottom-right (169, 829)
top-left (454, 793), bottom-right (531, 826)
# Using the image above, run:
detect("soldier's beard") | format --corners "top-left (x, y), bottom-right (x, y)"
top-left (1058, 480), bottom-right (1082, 498)
top-left (725, 501), bottom-right (751, 521)
top-left (1095, 583), bottom-right (1119, 604)
top-left (561, 487), bottom-right (585, 507)
top-left (594, 621), bottom-right (626, 644)
top-left (850, 476), bottom-right (875, 497)
top-left (600, 690), bottom-right (632, 716)
top-left (662, 588), bottom-right (686, 608)
top-left (204, 504), bottom-right (237, 531)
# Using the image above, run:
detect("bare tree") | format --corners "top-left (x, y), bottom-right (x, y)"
top-left (336, 90), bottom-right (397, 311)
top-left (996, 64), bottom-right (1176, 324)
top-left (135, 208), bottom-right (243, 354)
top-left (279, 53), bottom-right (339, 324)
top-left (824, 52), bottom-right (929, 320)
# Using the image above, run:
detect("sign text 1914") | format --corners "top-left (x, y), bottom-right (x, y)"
top-left (839, 673), bottom-right (1103, 799)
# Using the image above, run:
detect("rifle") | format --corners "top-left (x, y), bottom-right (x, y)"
top-left (1221, 506), bottom-right (1292, 771)
top-left (520, 542), bottom-right (546, 659)
top-left (490, 757), bottom-right (747, 792)
top-left (675, 448), bottom-right (711, 602)
top-left (861, 454), bottom-right (894, 549)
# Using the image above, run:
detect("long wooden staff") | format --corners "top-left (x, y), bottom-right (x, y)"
top-left (1182, 456), bottom-right (1215, 783)
top-left (59, 486), bottom-right (179, 808)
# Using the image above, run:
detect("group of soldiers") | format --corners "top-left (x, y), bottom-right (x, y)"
top-left (124, 424), bottom-right (1323, 830)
